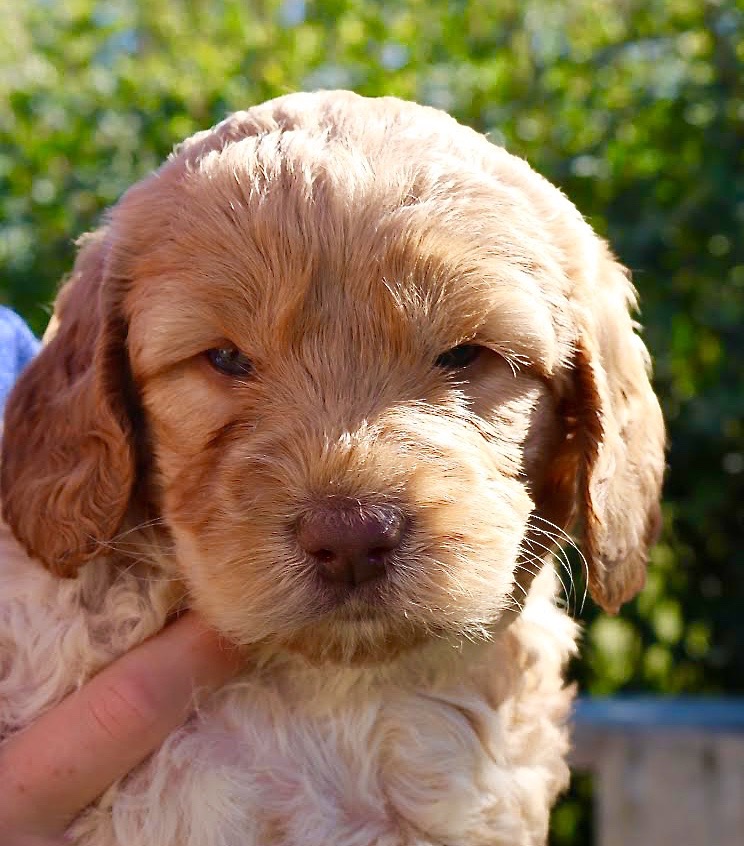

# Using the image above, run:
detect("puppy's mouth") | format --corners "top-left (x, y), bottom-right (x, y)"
top-left (318, 572), bottom-right (387, 605)
top-left (326, 595), bottom-right (388, 622)
top-left (276, 580), bottom-right (427, 665)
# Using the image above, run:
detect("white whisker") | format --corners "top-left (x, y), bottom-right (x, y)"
top-left (527, 515), bottom-right (589, 613)
top-left (522, 534), bottom-right (574, 609)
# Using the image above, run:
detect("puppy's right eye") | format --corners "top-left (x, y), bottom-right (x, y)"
top-left (435, 344), bottom-right (483, 370)
top-left (206, 345), bottom-right (254, 377)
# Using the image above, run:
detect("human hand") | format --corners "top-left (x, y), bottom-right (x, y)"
top-left (0, 612), bottom-right (242, 845)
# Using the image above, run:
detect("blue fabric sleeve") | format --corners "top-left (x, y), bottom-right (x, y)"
top-left (0, 306), bottom-right (41, 412)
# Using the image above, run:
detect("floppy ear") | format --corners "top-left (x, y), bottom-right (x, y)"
top-left (1, 229), bottom-right (136, 576)
top-left (562, 247), bottom-right (665, 613)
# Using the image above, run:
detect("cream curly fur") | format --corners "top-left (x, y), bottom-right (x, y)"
top-left (0, 91), bottom-right (664, 845)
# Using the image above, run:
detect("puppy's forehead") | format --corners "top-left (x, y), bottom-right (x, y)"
top-left (123, 128), bottom-right (567, 374)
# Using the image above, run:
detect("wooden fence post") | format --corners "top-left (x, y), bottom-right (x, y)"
top-left (571, 697), bottom-right (744, 846)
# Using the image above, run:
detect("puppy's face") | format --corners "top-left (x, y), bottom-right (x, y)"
top-left (1, 93), bottom-right (665, 664)
top-left (123, 139), bottom-right (565, 662)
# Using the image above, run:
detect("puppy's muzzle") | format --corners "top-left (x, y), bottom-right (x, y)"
top-left (297, 499), bottom-right (406, 588)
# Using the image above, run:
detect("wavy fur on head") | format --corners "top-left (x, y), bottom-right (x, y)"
top-left (0, 91), bottom-right (664, 845)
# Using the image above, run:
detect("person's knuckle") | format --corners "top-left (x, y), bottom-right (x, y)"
top-left (85, 673), bottom-right (162, 744)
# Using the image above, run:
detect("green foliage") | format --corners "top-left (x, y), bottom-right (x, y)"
top-left (1, 1), bottom-right (742, 841)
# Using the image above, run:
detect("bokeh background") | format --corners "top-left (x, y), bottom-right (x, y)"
top-left (1, 1), bottom-right (742, 842)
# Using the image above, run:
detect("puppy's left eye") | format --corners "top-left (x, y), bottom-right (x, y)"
top-left (206, 345), bottom-right (254, 377)
top-left (435, 344), bottom-right (483, 370)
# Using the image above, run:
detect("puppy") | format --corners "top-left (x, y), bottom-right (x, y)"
top-left (0, 90), bottom-right (664, 845)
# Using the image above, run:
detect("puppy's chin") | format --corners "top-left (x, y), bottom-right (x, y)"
top-left (187, 574), bottom-right (514, 668)
top-left (276, 610), bottom-right (430, 667)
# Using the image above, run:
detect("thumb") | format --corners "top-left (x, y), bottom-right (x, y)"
top-left (0, 612), bottom-right (242, 839)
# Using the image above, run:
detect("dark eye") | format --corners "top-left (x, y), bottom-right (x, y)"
top-left (206, 345), bottom-right (254, 377)
top-left (435, 344), bottom-right (482, 370)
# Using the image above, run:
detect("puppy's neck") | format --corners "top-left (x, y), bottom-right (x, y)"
top-left (245, 633), bottom-right (490, 700)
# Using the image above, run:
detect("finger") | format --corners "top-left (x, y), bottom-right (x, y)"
top-left (5, 836), bottom-right (65, 846)
top-left (0, 612), bottom-right (242, 837)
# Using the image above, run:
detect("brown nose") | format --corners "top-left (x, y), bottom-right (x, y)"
top-left (297, 501), bottom-right (406, 587)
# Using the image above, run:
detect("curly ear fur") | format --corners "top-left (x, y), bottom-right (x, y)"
top-left (533, 245), bottom-right (664, 613)
top-left (0, 230), bottom-right (135, 576)
top-left (569, 248), bottom-right (665, 613)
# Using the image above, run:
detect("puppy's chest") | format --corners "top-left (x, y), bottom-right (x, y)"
top-left (85, 667), bottom-right (516, 846)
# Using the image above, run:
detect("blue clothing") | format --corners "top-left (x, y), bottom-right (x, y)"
top-left (0, 307), bottom-right (40, 412)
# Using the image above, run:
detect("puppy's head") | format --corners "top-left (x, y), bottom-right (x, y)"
top-left (1, 92), bottom-right (665, 663)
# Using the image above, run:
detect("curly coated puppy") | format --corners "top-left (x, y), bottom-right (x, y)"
top-left (0, 91), bottom-right (665, 845)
